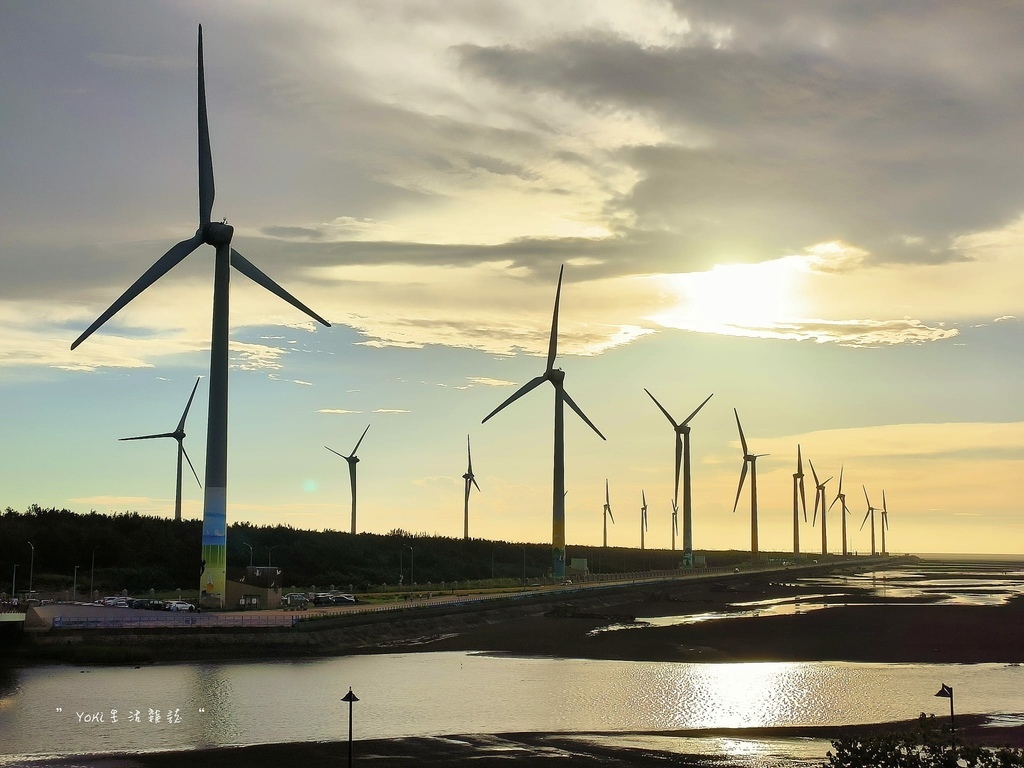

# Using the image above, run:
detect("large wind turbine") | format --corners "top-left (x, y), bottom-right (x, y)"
top-left (325, 425), bottom-right (371, 535)
top-left (792, 445), bottom-right (808, 556)
top-left (644, 389), bottom-right (713, 565)
top-left (71, 27), bottom-right (330, 607)
top-left (732, 409), bottom-right (768, 561)
top-left (809, 459), bottom-right (832, 556)
top-left (829, 466), bottom-right (851, 556)
top-left (861, 485), bottom-right (880, 556)
top-left (482, 265), bottom-right (605, 579)
top-left (640, 491), bottom-right (648, 551)
top-left (460, 434), bottom-right (481, 539)
top-left (601, 479), bottom-right (616, 547)
top-left (120, 377), bottom-right (202, 523)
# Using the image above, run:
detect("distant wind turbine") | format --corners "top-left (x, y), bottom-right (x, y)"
top-left (732, 409), bottom-right (769, 561)
top-left (792, 445), bottom-right (808, 556)
top-left (644, 389), bottom-right (713, 565)
top-left (460, 434), bottom-right (481, 539)
top-left (120, 377), bottom-right (202, 523)
top-left (71, 27), bottom-right (330, 607)
top-left (861, 485), bottom-right (880, 556)
top-left (602, 479), bottom-right (615, 548)
top-left (829, 466), bottom-right (851, 556)
top-left (325, 424), bottom-right (370, 535)
top-left (670, 498), bottom-right (679, 550)
top-left (482, 265), bottom-right (605, 579)
top-left (809, 459), bottom-right (832, 556)
top-left (640, 490), bottom-right (648, 551)
top-left (880, 490), bottom-right (890, 555)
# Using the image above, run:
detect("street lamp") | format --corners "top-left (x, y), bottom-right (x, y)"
top-left (27, 541), bottom-right (34, 598)
top-left (519, 546), bottom-right (526, 587)
top-left (403, 545), bottom-right (414, 586)
top-left (244, 543), bottom-right (253, 567)
top-left (11, 564), bottom-right (17, 599)
top-left (267, 545), bottom-right (280, 567)
top-left (90, 546), bottom-right (100, 600)
top-left (72, 565), bottom-right (79, 601)
top-left (341, 687), bottom-right (359, 767)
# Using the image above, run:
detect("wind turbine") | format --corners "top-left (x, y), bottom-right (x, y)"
top-left (861, 485), bottom-right (880, 556)
top-left (640, 490), bottom-right (648, 550)
top-left (119, 377), bottom-right (202, 523)
top-left (644, 389), bottom-right (713, 565)
top-left (792, 445), bottom-right (808, 556)
top-left (482, 265), bottom-right (605, 579)
top-left (828, 466), bottom-right (851, 556)
top-left (808, 459), bottom-right (832, 556)
top-left (880, 491), bottom-right (890, 555)
top-left (71, 26), bottom-right (330, 608)
top-left (460, 434), bottom-right (481, 540)
top-left (325, 424), bottom-right (370, 535)
top-left (732, 409), bottom-right (768, 561)
top-left (602, 479), bottom-right (615, 548)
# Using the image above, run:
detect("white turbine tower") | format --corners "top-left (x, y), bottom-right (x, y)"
top-left (809, 459), bottom-right (832, 556)
top-left (640, 490), bottom-right (648, 551)
top-left (732, 409), bottom-right (768, 561)
top-left (792, 445), bottom-right (808, 556)
top-left (602, 479), bottom-right (615, 548)
top-left (461, 434), bottom-right (481, 540)
top-left (325, 424), bottom-right (371, 535)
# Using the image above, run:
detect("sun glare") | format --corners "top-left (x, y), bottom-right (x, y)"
top-left (651, 257), bottom-right (807, 337)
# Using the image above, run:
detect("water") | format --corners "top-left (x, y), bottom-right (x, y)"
top-left (1, 655), bottom-right (1021, 762)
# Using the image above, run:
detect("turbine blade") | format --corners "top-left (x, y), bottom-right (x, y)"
top-left (812, 492), bottom-right (820, 526)
top-left (177, 376), bottom-right (202, 432)
top-left (466, 434), bottom-right (473, 474)
top-left (860, 509), bottom-right (870, 530)
top-left (608, 507), bottom-right (615, 524)
top-left (181, 443), bottom-right (202, 488)
top-left (546, 265), bottom-right (564, 373)
top-left (681, 392), bottom-right (714, 426)
top-left (796, 444), bottom-right (802, 474)
top-left (350, 424), bottom-right (370, 456)
top-left (605, 478), bottom-right (609, 505)
top-left (562, 388), bottom-right (606, 440)
top-left (837, 466), bottom-right (844, 494)
top-left (674, 434), bottom-right (682, 503)
top-left (197, 25), bottom-right (214, 228)
top-left (230, 249), bottom-right (330, 327)
top-left (862, 485), bottom-right (871, 508)
top-left (472, 477), bottom-right (481, 493)
top-left (828, 493), bottom-right (840, 512)
top-left (643, 388), bottom-right (678, 428)
top-left (808, 458), bottom-right (820, 487)
top-left (882, 489), bottom-right (887, 513)
top-left (72, 234), bottom-right (203, 350)
top-left (120, 432), bottom-right (175, 442)
top-left (732, 460), bottom-right (748, 513)
top-left (325, 445), bottom-right (347, 459)
top-left (482, 375), bottom-right (546, 423)
top-left (734, 409), bottom-right (748, 456)
top-left (641, 489), bottom-right (646, 507)
top-left (799, 477), bottom-right (807, 522)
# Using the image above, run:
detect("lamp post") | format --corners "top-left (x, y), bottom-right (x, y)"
top-left (341, 687), bottom-right (359, 767)
top-left (935, 683), bottom-right (955, 733)
top-left (72, 565), bottom-right (79, 601)
top-left (267, 545), bottom-right (279, 567)
top-left (90, 546), bottom-right (100, 600)
top-left (244, 543), bottom-right (253, 567)
top-left (11, 564), bottom-right (17, 599)
top-left (403, 545), bottom-right (414, 586)
top-left (519, 546), bottom-right (526, 587)
top-left (27, 541), bottom-right (34, 598)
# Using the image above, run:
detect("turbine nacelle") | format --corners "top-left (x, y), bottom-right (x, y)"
top-left (202, 221), bottom-right (233, 246)
top-left (547, 367), bottom-right (566, 384)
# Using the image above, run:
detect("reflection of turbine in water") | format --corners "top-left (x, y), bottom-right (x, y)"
top-left (325, 424), bottom-right (370, 535)
top-left (461, 434), bottom-right (481, 540)
top-left (482, 265), bottom-right (605, 580)
top-left (602, 479), bottom-right (615, 548)
top-left (640, 490), bottom-right (648, 551)
top-left (119, 377), bottom-right (202, 523)
top-left (861, 485), bottom-right (880, 556)
top-left (71, 27), bottom-right (330, 607)
top-left (829, 466), bottom-right (851, 556)
top-left (732, 409), bottom-right (768, 561)
top-left (791, 445), bottom-right (807, 556)
top-left (644, 389), bottom-right (712, 564)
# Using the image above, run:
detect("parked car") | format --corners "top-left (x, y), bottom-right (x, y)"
top-left (165, 600), bottom-right (198, 612)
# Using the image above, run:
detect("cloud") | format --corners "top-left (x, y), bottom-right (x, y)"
top-left (466, 376), bottom-right (516, 387)
top-left (317, 409), bottom-right (363, 415)
top-left (373, 408), bottom-right (411, 414)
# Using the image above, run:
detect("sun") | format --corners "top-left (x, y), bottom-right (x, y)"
top-left (651, 257), bottom-right (807, 337)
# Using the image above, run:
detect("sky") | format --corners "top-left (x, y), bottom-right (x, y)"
top-left (2, 0), bottom-right (1022, 558)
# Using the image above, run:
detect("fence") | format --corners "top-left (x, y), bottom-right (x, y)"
top-left (51, 614), bottom-right (298, 629)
